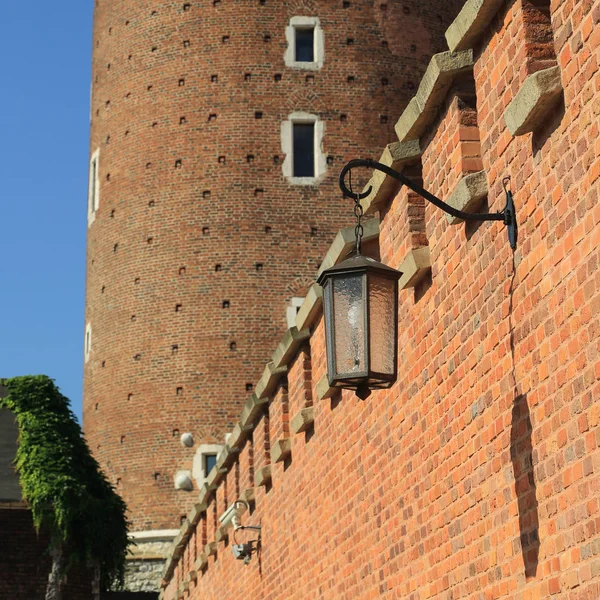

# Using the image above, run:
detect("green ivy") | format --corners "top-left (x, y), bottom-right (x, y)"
top-left (0, 375), bottom-right (129, 590)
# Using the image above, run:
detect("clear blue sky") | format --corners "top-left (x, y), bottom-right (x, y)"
top-left (0, 2), bottom-right (92, 421)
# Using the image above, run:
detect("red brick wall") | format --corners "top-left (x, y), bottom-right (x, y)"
top-left (0, 509), bottom-right (95, 600)
top-left (163, 0), bottom-right (600, 598)
top-left (84, 0), bottom-right (466, 532)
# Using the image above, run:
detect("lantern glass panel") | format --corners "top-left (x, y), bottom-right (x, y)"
top-left (332, 274), bottom-right (365, 375)
top-left (368, 274), bottom-right (396, 375)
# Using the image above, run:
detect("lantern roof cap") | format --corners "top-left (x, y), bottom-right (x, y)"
top-left (317, 253), bottom-right (402, 285)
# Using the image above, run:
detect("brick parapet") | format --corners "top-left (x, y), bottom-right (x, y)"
top-left (163, 0), bottom-right (600, 597)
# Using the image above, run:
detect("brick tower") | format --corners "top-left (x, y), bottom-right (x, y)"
top-left (84, 0), bottom-right (463, 591)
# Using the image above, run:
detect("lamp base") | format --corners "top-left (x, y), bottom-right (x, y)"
top-left (355, 385), bottom-right (372, 400)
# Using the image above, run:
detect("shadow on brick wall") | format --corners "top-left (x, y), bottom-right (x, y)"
top-left (508, 256), bottom-right (540, 580)
top-left (510, 393), bottom-right (540, 580)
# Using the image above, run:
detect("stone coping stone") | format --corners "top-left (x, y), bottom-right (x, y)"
top-left (255, 362), bottom-right (288, 400)
top-left (205, 462), bottom-right (223, 491)
top-left (445, 170), bottom-right (489, 225)
top-left (446, 0), bottom-right (505, 52)
top-left (227, 421), bottom-right (254, 451)
top-left (240, 393), bottom-right (269, 430)
top-left (362, 140), bottom-right (423, 214)
top-left (254, 465), bottom-right (272, 487)
top-left (398, 247), bottom-right (432, 290)
top-left (291, 407), bottom-right (315, 434)
top-left (504, 66), bottom-right (563, 136)
top-left (316, 374), bottom-right (339, 401)
top-left (394, 50), bottom-right (474, 142)
top-left (205, 541), bottom-right (217, 556)
top-left (215, 524), bottom-right (229, 543)
top-left (272, 327), bottom-right (311, 369)
top-left (198, 483), bottom-right (212, 507)
top-left (240, 487), bottom-right (255, 503)
top-left (216, 445), bottom-right (238, 472)
top-left (295, 284), bottom-right (323, 332)
top-left (271, 439), bottom-right (292, 464)
top-left (317, 218), bottom-right (380, 277)
top-left (195, 554), bottom-right (208, 572)
top-left (188, 501), bottom-right (209, 526)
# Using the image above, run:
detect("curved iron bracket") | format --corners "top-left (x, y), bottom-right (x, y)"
top-left (339, 159), bottom-right (518, 250)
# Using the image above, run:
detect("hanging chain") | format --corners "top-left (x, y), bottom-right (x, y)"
top-left (348, 168), bottom-right (364, 255)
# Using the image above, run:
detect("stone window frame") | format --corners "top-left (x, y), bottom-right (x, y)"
top-left (284, 16), bottom-right (324, 70)
top-left (87, 148), bottom-right (100, 227)
top-left (286, 297), bottom-right (305, 328)
top-left (192, 443), bottom-right (225, 487)
top-left (281, 111), bottom-right (327, 185)
top-left (84, 323), bottom-right (92, 363)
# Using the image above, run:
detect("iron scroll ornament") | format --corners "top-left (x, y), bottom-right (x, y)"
top-left (339, 159), bottom-right (518, 250)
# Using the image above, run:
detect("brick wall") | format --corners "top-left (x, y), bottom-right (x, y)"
top-left (0, 508), bottom-right (95, 600)
top-left (84, 0), bottom-right (466, 533)
top-left (161, 0), bottom-right (600, 598)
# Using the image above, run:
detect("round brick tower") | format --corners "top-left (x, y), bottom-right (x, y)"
top-left (84, 0), bottom-right (463, 584)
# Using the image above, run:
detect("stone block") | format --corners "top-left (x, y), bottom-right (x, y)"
top-left (445, 171), bottom-right (488, 224)
top-left (445, 0), bottom-right (505, 52)
top-left (240, 487), bottom-right (255, 503)
top-left (395, 50), bottom-right (474, 142)
top-left (291, 407), bottom-right (315, 434)
top-left (295, 284), bottom-right (323, 331)
top-left (317, 218), bottom-right (380, 277)
top-left (215, 524), bottom-right (229, 543)
top-left (398, 247), bottom-right (432, 290)
top-left (362, 140), bottom-right (423, 214)
top-left (316, 374), bottom-right (338, 401)
top-left (254, 465), bottom-right (272, 487)
top-left (198, 483), bottom-right (211, 506)
top-left (271, 438), bottom-right (292, 464)
top-left (504, 66), bottom-right (563, 136)
top-left (216, 445), bottom-right (237, 472)
top-left (195, 553), bottom-right (208, 572)
top-left (272, 327), bottom-right (311, 369)
top-left (188, 501), bottom-right (208, 526)
top-left (228, 421), bottom-right (253, 451)
top-left (240, 393), bottom-right (269, 429)
top-left (255, 362), bottom-right (288, 400)
top-left (205, 541), bottom-right (217, 557)
top-left (205, 462), bottom-right (223, 491)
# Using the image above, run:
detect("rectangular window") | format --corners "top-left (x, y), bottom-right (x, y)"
top-left (88, 149), bottom-right (100, 226)
top-left (90, 156), bottom-right (98, 212)
top-left (293, 123), bottom-right (315, 177)
top-left (295, 28), bottom-right (315, 62)
top-left (204, 453), bottom-right (217, 478)
top-left (84, 323), bottom-right (92, 363)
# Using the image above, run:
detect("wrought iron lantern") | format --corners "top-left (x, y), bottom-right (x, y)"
top-left (317, 253), bottom-right (402, 400)
top-left (318, 158), bottom-right (517, 400)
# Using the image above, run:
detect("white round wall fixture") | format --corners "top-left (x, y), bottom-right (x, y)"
top-left (180, 432), bottom-right (194, 448)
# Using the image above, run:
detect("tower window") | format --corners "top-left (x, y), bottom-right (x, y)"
top-left (284, 17), bottom-right (324, 69)
top-left (87, 148), bottom-right (100, 226)
top-left (282, 111), bottom-right (326, 184)
top-left (295, 28), bottom-right (315, 62)
top-left (204, 453), bottom-right (217, 478)
top-left (84, 323), bottom-right (92, 363)
top-left (293, 123), bottom-right (315, 177)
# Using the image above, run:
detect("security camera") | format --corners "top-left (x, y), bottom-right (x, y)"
top-left (232, 543), bottom-right (254, 564)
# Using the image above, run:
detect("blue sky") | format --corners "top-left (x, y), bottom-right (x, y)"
top-left (0, 2), bottom-right (92, 421)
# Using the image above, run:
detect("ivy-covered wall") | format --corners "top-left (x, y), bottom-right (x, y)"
top-left (0, 375), bottom-right (130, 596)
